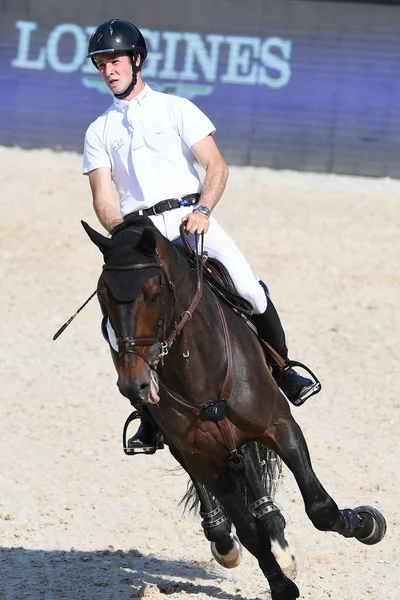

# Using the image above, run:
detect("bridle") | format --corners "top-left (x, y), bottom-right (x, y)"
top-left (102, 232), bottom-right (206, 366)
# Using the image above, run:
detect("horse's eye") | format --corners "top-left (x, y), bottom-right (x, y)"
top-left (149, 292), bottom-right (161, 305)
top-left (98, 291), bottom-right (108, 309)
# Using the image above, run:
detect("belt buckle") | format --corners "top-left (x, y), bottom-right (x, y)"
top-left (152, 202), bottom-right (164, 216)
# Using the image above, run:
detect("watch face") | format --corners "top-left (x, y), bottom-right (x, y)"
top-left (197, 205), bottom-right (210, 215)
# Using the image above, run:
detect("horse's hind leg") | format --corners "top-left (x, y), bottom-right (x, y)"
top-left (266, 415), bottom-right (386, 545)
top-left (169, 445), bottom-right (242, 568)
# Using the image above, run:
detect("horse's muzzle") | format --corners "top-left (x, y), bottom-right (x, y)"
top-left (117, 363), bottom-right (160, 406)
top-left (118, 377), bottom-right (150, 405)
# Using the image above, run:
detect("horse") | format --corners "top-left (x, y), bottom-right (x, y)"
top-left (81, 214), bottom-right (386, 600)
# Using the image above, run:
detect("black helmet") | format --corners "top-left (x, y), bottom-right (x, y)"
top-left (87, 19), bottom-right (147, 68)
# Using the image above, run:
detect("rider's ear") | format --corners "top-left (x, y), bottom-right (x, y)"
top-left (81, 220), bottom-right (113, 257)
top-left (140, 226), bottom-right (157, 257)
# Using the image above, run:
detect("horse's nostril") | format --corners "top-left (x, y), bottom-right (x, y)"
top-left (117, 377), bottom-right (149, 402)
top-left (138, 383), bottom-right (150, 398)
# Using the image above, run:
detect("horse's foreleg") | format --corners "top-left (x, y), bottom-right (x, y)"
top-left (266, 416), bottom-right (386, 545)
top-left (221, 464), bottom-right (300, 600)
top-left (190, 478), bottom-right (242, 568)
top-left (234, 443), bottom-right (296, 580)
top-left (168, 446), bottom-right (241, 568)
top-left (196, 482), bottom-right (242, 569)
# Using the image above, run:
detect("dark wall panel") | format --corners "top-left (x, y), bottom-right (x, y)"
top-left (1, 0), bottom-right (399, 177)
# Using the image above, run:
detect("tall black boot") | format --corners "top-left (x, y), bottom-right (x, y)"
top-left (251, 296), bottom-right (319, 406)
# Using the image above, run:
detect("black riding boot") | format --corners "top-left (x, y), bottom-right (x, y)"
top-left (127, 412), bottom-right (164, 451)
top-left (251, 296), bottom-right (318, 406)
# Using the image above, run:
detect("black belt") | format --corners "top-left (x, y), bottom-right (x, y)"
top-left (132, 193), bottom-right (201, 218)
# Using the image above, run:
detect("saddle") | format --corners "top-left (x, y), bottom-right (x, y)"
top-left (177, 226), bottom-right (253, 317)
top-left (176, 227), bottom-right (288, 368)
top-left (202, 257), bottom-right (254, 316)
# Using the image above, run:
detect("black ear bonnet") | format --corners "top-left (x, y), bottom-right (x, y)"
top-left (82, 216), bottom-right (160, 301)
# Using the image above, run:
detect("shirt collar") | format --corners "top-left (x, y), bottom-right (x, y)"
top-left (114, 84), bottom-right (152, 112)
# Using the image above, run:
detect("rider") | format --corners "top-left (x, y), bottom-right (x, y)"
top-left (83, 19), bottom-right (320, 449)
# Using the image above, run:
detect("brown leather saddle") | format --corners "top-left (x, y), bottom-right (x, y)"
top-left (177, 226), bottom-right (253, 317)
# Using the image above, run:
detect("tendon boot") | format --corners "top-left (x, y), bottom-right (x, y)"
top-left (127, 413), bottom-right (164, 451)
top-left (251, 294), bottom-right (321, 406)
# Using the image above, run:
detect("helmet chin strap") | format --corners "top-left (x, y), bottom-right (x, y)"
top-left (114, 53), bottom-right (141, 100)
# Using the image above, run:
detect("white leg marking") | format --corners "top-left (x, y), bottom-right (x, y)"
top-left (271, 538), bottom-right (297, 580)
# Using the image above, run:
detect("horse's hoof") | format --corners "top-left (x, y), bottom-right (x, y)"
top-left (354, 505), bottom-right (387, 545)
top-left (280, 556), bottom-right (298, 581)
top-left (211, 533), bottom-right (242, 568)
top-left (270, 578), bottom-right (300, 600)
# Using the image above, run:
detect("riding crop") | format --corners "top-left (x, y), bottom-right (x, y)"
top-left (52, 290), bottom-right (97, 340)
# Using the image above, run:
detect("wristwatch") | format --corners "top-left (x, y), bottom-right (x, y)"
top-left (193, 204), bottom-right (211, 217)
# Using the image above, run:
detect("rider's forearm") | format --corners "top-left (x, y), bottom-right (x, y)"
top-left (199, 158), bottom-right (229, 213)
top-left (93, 195), bottom-right (123, 233)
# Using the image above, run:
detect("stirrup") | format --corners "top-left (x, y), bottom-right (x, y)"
top-left (122, 410), bottom-right (164, 456)
top-left (283, 360), bottom-right (322, 405)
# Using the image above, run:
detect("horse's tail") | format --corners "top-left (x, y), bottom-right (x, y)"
top-left (242, 441), bottom-right (283, 499)
top-left (180, 479), bottom-right (201, 515)
top-left (180, 442), bottom-right (282, 515)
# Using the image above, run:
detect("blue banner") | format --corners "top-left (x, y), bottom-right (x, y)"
top-left (1, 10), bottom-right (400, 177)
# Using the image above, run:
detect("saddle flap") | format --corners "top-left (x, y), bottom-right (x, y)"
top-left (202, 257), bottom-right (253, 315)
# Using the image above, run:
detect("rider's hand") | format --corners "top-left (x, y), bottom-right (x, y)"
top-left (182, 211), bottom-right (210, 235)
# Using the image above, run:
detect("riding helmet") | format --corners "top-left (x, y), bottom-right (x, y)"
top-left (87, 19), bottom-right (147, 68)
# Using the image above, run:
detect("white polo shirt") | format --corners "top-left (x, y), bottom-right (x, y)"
top-left (82, 84), bottom-right (216, 216)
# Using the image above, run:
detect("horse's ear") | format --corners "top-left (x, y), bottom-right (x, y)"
top-left (81, 220), bottom-right (113, 256)
top-left (140, 226), bottom-right (157, 257)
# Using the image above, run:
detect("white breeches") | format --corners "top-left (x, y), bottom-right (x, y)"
top-left (149, 206), bottom-right (267, 315)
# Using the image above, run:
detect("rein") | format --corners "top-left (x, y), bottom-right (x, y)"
top-left (165, 232), bottom-right (207, 349)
